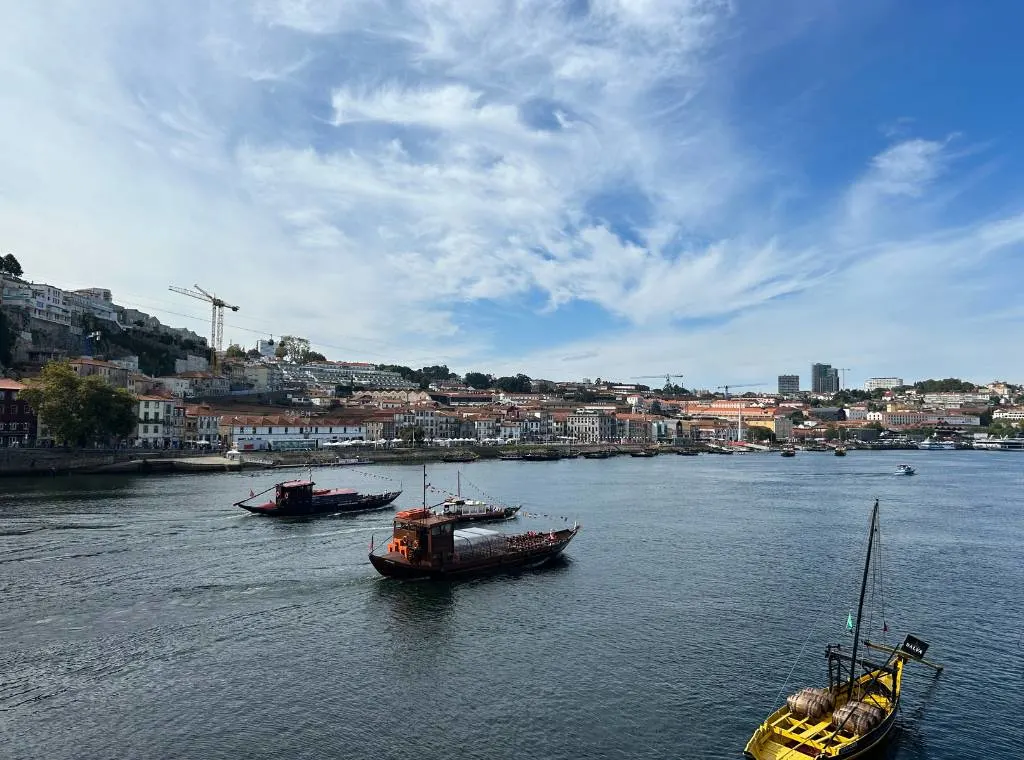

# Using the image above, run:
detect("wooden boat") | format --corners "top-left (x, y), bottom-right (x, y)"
top-left (630, 449), bottom-right (658, 457)
top-left (834, 446), bottom-right (847, 457)
top-left (520, 448), bottom-right (561, 461)
top-left (780, 446), bottom-right (796, 457)
top-left (236, 480), bottom-right (401, 517)
top-left (582, 449), bottom-right (615, 459)
top-left (442, 451), bottom-right (479, 463)
top-left (675, 448), bottom-right (699, 456)
top-left (369, 468), bottom-right (579, 580)
top-left (436, 473), bottom-right (520, 525)
top-left (744, 500), bottom-right (940, 759)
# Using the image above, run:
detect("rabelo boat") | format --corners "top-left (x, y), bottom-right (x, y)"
top-left (369, 467), bottom-right (579, 580)
top-left (235, 480), bottom-right (401, 517)
top-left (744, 499), bottom-right (941, 759)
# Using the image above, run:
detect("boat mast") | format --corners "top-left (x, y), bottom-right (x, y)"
top-left (457, 470), bottom-right (461, 498)
top-left (847, 499), bottom-right (879, 696)
top-left (422, 465), bottom-right (427, 508)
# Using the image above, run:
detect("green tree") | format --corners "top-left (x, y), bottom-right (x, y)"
top-left (20, 360), bottom-right (137, 446)
top-left (1, 253), bottom-right (24, 278)
top-left (224, 343), bottom-right (246, 360)
top-left (464, 372), bottom-right (492, 390)
top-left (495, 374), bottom-right (532, 393)
top-left (747, 426), bottom-right (776, 443)
top-left (788, 410), bottom-right (805, 424)
top-left (0, 309), bottom-right (14, 368)
top-left (399, 425), bottom-right (425, 446)
top-left (824, 424), bottom-right (840, 441)
top-left (914, 378), bottom-right (977, 393)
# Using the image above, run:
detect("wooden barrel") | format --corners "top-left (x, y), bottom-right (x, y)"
top-left (832, 701), bottom-right (885, 735)
top-left (786, 687), bottom-right (834, 720)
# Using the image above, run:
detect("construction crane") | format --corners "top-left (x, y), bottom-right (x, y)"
top-left (716, 383), bottom-right (766, 399)
top-left (168, 284), bottom-right (239, 373)
top-left (633, 374), bottom-right (686, 388)
top-left (837, 368), bottom-right (851, 390)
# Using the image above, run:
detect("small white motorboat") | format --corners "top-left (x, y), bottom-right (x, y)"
top-left (895, 463), bottom-right (916, 476)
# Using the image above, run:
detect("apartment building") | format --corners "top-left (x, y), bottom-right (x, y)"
top-left (566, 411), bottom-right (616, 443)
top-left (0, 379), bottom-right (36, 446)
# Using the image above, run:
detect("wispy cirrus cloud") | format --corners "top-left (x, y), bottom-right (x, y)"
top-left (2, 1), bottom-right (1024, 383)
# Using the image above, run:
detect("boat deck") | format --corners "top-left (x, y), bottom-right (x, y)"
top-left (746, 667), bottom-right (898, 759)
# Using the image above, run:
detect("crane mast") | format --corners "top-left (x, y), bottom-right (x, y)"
top-left (168, 284), bottom-right (240, 374)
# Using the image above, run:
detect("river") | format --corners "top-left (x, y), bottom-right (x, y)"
top-left (1, 451), bottom-right (1021, 759)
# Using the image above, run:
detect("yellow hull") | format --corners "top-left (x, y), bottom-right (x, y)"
top-left (744, 660), bottom-right (903, 759)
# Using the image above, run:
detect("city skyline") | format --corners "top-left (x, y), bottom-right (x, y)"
top-left (4, 2), bottom-right (1024, 389)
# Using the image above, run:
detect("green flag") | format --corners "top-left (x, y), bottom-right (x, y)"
top-left (846, 611), bottom-right (854, 633)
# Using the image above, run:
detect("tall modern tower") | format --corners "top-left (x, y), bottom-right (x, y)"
top-left (811, 363), bottom-right (839, 394)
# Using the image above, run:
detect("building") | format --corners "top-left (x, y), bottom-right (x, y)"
top-left (136, 396), bottom-right (182, 448)
top-left (1, 280), bottom-right (72, 326)
top-left (811, 363), bottom-right (839, 394)
top-left (174, 355), bottom-right (210, 374)
top-left (777, 375), bottom-right (800, 395)
top-left (243, 364), bottom-right (284, 392)
top-left (256, 339), bottom-right (277, 358)
top-left (864, 377), bottom-right (904, 391)
top-left (224, 415), bottom-right (367, 450)
top-left (298, 361), bottom-right (417, 390)
top-left (0, 379), bottom-right (36, 446)
top-left (67, 289), bottom-right (120, 323)
top-left (69, 357), bottom-right (131, 389)
top-left (184, 405), bottom-right (221, 447)
top-left (566, 411), bottom-right (616, 443)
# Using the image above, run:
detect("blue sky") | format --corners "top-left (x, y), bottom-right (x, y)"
top-left (3, 0), bottom-right (1024, 389)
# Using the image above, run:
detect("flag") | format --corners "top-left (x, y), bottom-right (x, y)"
top-left (846, 611), bottom-right (854, 633)
top-left (883, 621), bottom-right (889, 633)
top-left (249, 489), bottom-right (255, 498)
top-left (369, 535), bottom-right (375, 551)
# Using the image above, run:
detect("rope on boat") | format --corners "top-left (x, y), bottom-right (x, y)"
top-left (233, 483), bottom-right (277, 506)
top-left (767, 540), bottom-right (867, 713)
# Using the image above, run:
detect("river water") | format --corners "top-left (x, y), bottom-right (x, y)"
top-left (1, 451), bottom-right (1021, 759)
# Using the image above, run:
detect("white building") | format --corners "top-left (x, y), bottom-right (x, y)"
top-left (1, 280), bottom-right (71, 326)
top-left (67, 289), bottom-right (119, 323)
top-left (256, 339), bottom-right (277, 358)
top-left (864, 377), bottom-right (904, 391)
top-left (993, 407), bottom-right (1024, 421)
top-left (225, 415), bottom-right (366, 450)
top-left (136, 396), bottom-right (182, 447)
top-left (567, 412), bottom-right (616, 443)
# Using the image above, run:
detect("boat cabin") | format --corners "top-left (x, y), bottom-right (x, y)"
top-left (275, 480), bottom-right (314, 511)
top-left (388, 511), bottom-right (460, 566)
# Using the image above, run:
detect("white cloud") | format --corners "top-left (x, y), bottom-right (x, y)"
top-left (1, 1), bottom-right (1023, 383)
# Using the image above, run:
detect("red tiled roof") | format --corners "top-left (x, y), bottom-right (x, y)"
top-left (0, 379), bottom-right (26, 391)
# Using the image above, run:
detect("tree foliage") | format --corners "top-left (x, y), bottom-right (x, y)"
top-left (0, 309), bottom-right (14, 368)
top-left (377, 364), bottom-right (457, 389)
top-left (914, 378), bottom-right (977, 393)
top-left (463, 371), bottom-right (492, 390)
top-left (224, 343), bottom-right (246, 360)
top-left (275, 336), bottom-right (323, 364)
top-left (20, 361), bottom-right (137, 446)
top-left (494, 374), bottom-right (532, 393)
top-left (1, 253), bottom-right (23, 278)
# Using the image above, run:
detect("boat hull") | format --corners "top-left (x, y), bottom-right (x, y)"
top-left (369, 527), bottom-right (578, 580)
top-left (240, 490), bottom-right (402, 517)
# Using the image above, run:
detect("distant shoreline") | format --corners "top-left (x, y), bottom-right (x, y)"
top-left (0, 441), bottom-right (999, 478)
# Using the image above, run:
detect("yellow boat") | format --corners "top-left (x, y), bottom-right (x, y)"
top-left (745, 500), bottom-right (941, 759)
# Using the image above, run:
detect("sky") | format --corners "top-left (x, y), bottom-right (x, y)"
top-left (3, 0), bottom-right (1024, 390)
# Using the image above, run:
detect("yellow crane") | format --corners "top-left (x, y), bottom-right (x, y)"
top-left (168, 284), bottom-right (239, 374)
